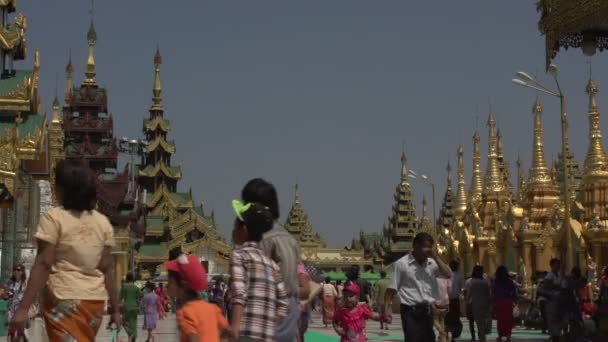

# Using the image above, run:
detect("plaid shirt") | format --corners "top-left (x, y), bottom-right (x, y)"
top-left (230, 241), bottom-right (289, 342)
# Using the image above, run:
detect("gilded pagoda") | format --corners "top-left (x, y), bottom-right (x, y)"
top-left (352, 152), bottom-right (423, 266)
top-left (440, 76), bottom-right (608, 291)
top-left (135, 49), bottom-right (231, 277)
top-left (285, 184), bottom-right (372, 272)
top-left (0, 1), bottom-right (64, 281)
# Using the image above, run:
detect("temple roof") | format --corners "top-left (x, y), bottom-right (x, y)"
top-left (137, 242), bottom-right (168, 260)
top-left (146, 136), bottom-right (176, 154)
top-left (139, 160), bottom-right (182, 179)
top-left (0, 70), bottom-right (31, 96)
top-left (145, 183), bottom-right (193, 208)
top-left (0, 69), bottom-right (39, 113)
top-left (144, 116), bottom-right (171, 132)
top-left (145, 216), bottom-right (165, 237)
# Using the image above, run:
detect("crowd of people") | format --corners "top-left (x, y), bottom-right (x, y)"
top-left (2, 160), bottom-right (608, 341)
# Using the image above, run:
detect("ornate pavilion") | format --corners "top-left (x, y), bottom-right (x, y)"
top-left (284, 184), bottom-right (373, 272)
top-left (0, 1), bottom-right (64, 281)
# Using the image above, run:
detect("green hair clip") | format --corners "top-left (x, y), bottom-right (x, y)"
top-left (232, 199), bottom-right (252, 221)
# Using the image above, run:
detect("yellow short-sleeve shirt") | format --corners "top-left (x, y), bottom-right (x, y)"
top-left (34, 207), bottom-right (115, 300)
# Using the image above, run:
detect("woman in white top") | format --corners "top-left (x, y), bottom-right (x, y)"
top-left (321, 277), bottom-right (338, 327)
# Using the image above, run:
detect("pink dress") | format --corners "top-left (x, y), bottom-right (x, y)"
top-left (334, 305), bottom-right (373, 342)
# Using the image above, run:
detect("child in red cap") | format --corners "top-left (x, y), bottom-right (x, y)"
top-left (333, 282), bottom-right (382, 342)
top-left (166, 253), bottom-right (232, 342)
top-left (230, 200), bottom-right (289, 342)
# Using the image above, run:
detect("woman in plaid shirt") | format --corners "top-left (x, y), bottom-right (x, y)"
top-left (229, 200), bottom-right (290, 342)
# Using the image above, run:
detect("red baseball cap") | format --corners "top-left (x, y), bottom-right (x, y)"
top-left (343, 283), bottom-right (360, 297)
top-left (165, 254), bottom-right (208, 292)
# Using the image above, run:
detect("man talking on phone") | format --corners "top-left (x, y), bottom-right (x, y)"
top-left (384, 232), bottom-right (452, 342)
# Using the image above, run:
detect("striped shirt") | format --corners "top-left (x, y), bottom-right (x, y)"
top-left (230, 241), bottom-right (289, 342)
top-left (259, 223), bottom-right (301, 297)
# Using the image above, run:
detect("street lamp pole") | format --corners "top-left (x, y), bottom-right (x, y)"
top-left (512, 64), bottom-right (574, 270)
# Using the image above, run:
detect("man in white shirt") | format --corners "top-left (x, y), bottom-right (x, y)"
top-left (384, 232), bottom-right (452, 342)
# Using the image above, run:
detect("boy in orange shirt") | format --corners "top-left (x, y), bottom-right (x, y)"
top-left (166, 253), bottom-right (232, 342)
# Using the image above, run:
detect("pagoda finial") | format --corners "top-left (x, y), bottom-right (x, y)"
top-left (484, 111), bottom-right (503, 192)
top-left (151, 46), bottom-right (163, 110)
top-left (583, 77), bottom-right (608, 177)
top-left (469, 130), bottom-right (483, 203)
top-left (294, 183), bottom-right (301, 204)
top-left (33, 48), bottom-right (40, 70)
top-left (401, 151), bottom-right (408, 182)
top-left (446, 159), bottom-right (453, 188)
top-left (65, 51), bottom-right (74, 104)
top-left (83, 17), bottom-right (97, 86)
top-left (497, 127), bottom-right (504, 160)
top-left (454, 144), bottom-right (467, 217)
top-left (528, 96), bottom-right (552, 186)
top-left (52, 96), bottom-right (61, 124)
top-left (422, 195), bottom-right (428, 215)
top-left (516, 154), bottom-right (525, 197)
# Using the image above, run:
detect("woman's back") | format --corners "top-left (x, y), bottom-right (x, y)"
top-left (468, 278), bottom-right (491, 305)
top-left (494, 278), bottom-right (517, 300)
top-left (120, 283), bottom-right (140, 310)
top-left (143, 292), bottom-right (159, 314)
top-left (35, 207), bottom-right (115, 300)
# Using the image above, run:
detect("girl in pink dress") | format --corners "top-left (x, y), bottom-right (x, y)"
top-left (333, 283), bottom-right (381, 342)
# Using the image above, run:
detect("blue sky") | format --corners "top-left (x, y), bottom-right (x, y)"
top-left (20, 1), bottom-right (608, 246)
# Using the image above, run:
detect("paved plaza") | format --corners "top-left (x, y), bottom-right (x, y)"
top-left (89, 311), bottom-right (550, 341)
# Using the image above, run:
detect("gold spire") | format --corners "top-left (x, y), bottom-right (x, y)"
top-left (422, 195), bottom-right (429, 219)
top-left (83, 19), bottom-right (97, 86)
top-left (446, 159), bottom-right (453, 189)
top-left (469, 130), bottom-right (483, 203)
top-left (151, 46), bottom-right (163, 111)
top-left (528, 96), bottom-right (553, 186)
top-left (294, 183), bottom-right (301, 205)
top-left (454, 144), bottom-right (467, 217)
top-left (52, 96), bottom-right (61, 124)
top-left (583, 78), bottom-right (608, 177)
top-left (484, 111), bottom-right (504, 192)
top-left (65, 54), bottom-right (74, 104)
top-left (33, 48), bottom-right (40, 71)
top-left (401, 151), bottom-right (409, 183)
top-left (497, 128), bottom-right (504, 160)
top-left (516, 154), bottom-right (525, 200)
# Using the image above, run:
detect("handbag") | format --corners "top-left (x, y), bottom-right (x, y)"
top-left (512, 304), bottom-right (520, 318)
top-left (24, 317), bottom-right (49, 342)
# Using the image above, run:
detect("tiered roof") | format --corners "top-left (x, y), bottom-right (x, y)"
top-left (284, 184), bottom-right (325, 248)
top-left (135, 49), bottom-right (230, 273)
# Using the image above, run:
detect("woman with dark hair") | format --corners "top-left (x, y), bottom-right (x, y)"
top-left (494, 265), bottom-right (518, 342)
top-left (465, 265), bottom-right (491, 342)
top-left (241, 178), bottom-right (301, 342)
top-left (10, 160), bottom-right (120, 340)
top-left (6, 264), bottom-right (28, 340)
